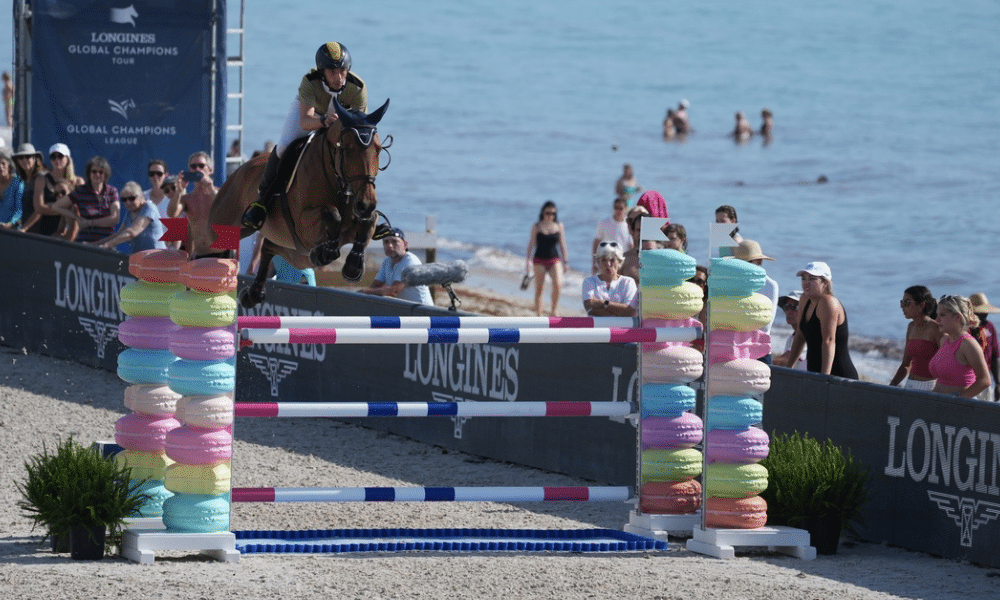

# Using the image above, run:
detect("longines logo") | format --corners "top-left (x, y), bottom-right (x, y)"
top-left (928, 491), bottom-right (1000, 547)
top-left (78, 317), bottom-right (119, 359)
top-left (247, 353), bottom-right (298, 397)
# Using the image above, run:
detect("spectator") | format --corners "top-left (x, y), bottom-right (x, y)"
top-left (621, 205), bottom-right (650, 282)
top-left (168, 151), bottom-right (218, 256)
top-left (0, 150), bottom-right (24, 228)
top-left (524, 200), bottom-right (568, 316)
top-left (2, 72), bottom-right (12, 128)
top-left (226, 139), bottom-right (243, 176)
top-left (779, 262), bottom-right (858, 379)
top-left (636, 189), bottom-right (669, 220)
top-left (774, 291), bottom-right (806, 370)
top-left (732, 111), bottom-right (753, 142)
top-left (930, 295), bottom-right (991, 399)
top-left (614, 163), bottom-right (642, 204)
top-left (690, 265), bottom-right (709, 351)
top-left (143, 159), bottom-right (171, 218)
top-left (92, 181), bottom-right (166, 253)
top-left (25, 143), bottom-right (83, 238)
top-left (247, 234), bottom-right (316, 286)
top-left (715, 205), bottom-right (738, 223)
top-left (663, 223), bottom-right (687, 252)
top-left (11, 143), bottom-right (45, 231)
top-left (969, 292), bottom-right (999, 401)
top-left (582, 240), bottom-right (637, 317)
top-left (727, 239), bottom-right (778, 362)
top-left (760, 108), bottom-right (773, 137)
top-left (359, 227), bottom-right (433, 305)
top-left (60, 156), bottom-right (119, 243)
top-left (889, 286), bottom-right (940, 391)
top-left (591, 197), bottom-right (632, 273)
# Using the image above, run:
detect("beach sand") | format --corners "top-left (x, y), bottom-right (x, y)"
top-left (2, 347), bottom-right (997, 599)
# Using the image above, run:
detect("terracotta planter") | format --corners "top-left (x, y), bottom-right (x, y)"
top-left (69, 525), bottom-right (106, 560)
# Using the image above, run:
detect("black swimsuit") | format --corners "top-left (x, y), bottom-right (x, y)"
top-left (800, 299), bottom-right (859, 379)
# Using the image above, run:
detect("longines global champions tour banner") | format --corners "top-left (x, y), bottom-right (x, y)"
top-left (25, 0), bottom-right (227, 184)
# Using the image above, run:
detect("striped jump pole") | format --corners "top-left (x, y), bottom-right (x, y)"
top-left (238, 315), bottom-right (637, 330)
top-left (235, 401), bottom-right (632, 418)
top-left (240, 326), bottom-right (701, 347)
top-left (233, 486), bottom-right (632, 503)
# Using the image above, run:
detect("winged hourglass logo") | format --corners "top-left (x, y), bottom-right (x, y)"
top-left (247, 353), bottom-right (299, 397)
top-left (927, 491), bottom-right (1000, 547)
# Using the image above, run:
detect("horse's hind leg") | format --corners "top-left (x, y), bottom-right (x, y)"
top-left (342, 219), bottom-right (375, 282)
top-left (240, 240), bottom-right (277, 309)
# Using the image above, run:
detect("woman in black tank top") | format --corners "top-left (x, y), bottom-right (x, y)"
top-left (524, 201), bottom-right (568, 316)
top-left (781, 261), bottom-right (858, 379)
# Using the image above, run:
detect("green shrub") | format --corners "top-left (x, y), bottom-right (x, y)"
top-left (759, 431), bottom-right (872, 538)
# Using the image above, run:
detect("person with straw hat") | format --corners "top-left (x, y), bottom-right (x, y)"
top-left (970, 292), bottom-right (999, 401)
top-left (726, 239), bottom-right (779, 363)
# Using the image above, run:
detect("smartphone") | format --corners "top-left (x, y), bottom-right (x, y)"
top-left (182, 171), bottom-right (204, 183)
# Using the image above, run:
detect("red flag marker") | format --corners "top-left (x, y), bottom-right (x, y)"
top-left (159, 218), bottom-right (189, 242)
top-left (210, 225), bottom-right (241, 251)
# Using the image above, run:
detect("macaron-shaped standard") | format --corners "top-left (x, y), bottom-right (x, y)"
top-left (164, 425), bottom-right (233, 465)
top-left (640, 480), bottom-right (703, 515)
top-left (708, 257), bottom-right (766, 298)
top-left (115, 449), bottom-right (175, 481)
top-left (176, 395), bottom-right (235, 429)
top-left (708, 359), bottom-right (772, 396)
top-left (706, 396), bottom-right (763, 430)
top-left (706, 427), bottom-right (770, 464)
top-left (168, 358), bottom-right (236, 397)
top-left (641, 413), bottom-right (704, 450)
top-left (115, 413), bottom-right (182, 452)
top-left (708, 329), bottom-right (772, 364)
top-left (118, 316), bottom-right (182, 350)
top-left (641, 383), bottom-right (696, 417)
top-left (640, 317), bottom-right (703, 352)
top-left (131, 248), bottom-right (189, 283)
top-left (119, 280), bottom-right (185, 318)
top-left (642, 282), bottom-right (704, 321)
top-left (639, 249), bottom-right (697, 286)
top-left (133, 479), bottom-right (174, 519)
top-left (124, 384), bottom-right (181, 417)
top-left (162, 493), bottom-right (231, 533)
top-left (705, 496), bottom-right (768, 529)
top-left (168, 326), bottom-right (237, 362)
top-left (164, 462), bottom-right (232, 495)
top-left (641, 345), bottom-right (704, 384)
top-left (179, 258), bottom-right (239, 294)
top-left (170, 289), bottom-right (237, 328)
top-left (710, 293), bottom-right (774, 333)
top-left (705, 463), bottom-right (769, 498)
top-left (117, 348), bottom-right (179, 385)
top-left (640, 447), bottom-right (703, 484)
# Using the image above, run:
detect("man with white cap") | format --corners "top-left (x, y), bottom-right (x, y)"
top-left (970, 292), bottom-right (999, 401)
top-left (726, 239), bottom-right (779, 363)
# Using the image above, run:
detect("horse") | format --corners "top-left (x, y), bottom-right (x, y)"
top-left (208, 98), bottom-right (390, 309)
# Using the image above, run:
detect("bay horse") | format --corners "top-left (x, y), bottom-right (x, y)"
top-left (208, 98), bottom-right (390, 308)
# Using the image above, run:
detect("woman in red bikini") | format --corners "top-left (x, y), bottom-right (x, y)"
top-left (929, 295), bottom-right (991, 399)
top-left (890, 286), bottom-right (940, 391)
top-left (524, 200), bottom-right (568, 316)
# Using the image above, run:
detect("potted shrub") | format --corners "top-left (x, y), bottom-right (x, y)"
top-left (16, 439), bottom-right (73, 551)
top-left (17, 438), bottom-right (150, 560)
top-left (759, 431), bottom-right (873, 555)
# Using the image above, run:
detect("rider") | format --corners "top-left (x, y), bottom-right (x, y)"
top-left (241, 41), bottom-right (368, 230)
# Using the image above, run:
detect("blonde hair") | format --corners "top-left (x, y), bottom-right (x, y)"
top-left (121, 181), bottom-right (144, 200)
top-left (938, 295), bottom-right (979, 330)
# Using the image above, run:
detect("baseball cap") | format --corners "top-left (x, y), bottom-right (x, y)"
top-left (48, 143), bottom-right (71, 157)
top-left (386, 227), bottom-right (405, 240)
top-left (796, 261), bottom-right (832, 280)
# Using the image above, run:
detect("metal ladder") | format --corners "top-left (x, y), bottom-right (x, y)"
top-left (225, 0), bottom-right (246, 176)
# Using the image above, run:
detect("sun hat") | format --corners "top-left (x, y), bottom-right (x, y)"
top-left (725, 239), bottom-right (774, 262)
top-left (777, 290), bottom-right (802, 311)
top-left (48, 143), bottom-right (71, 158)
top-left (12, 143), bottom-right (43, 160)
top-left (796, 261), bottom-right (832, 280)
top-left (594, 240), bottom-right (624, 262)
top-left (970, 292), bottom-right (1000, 314)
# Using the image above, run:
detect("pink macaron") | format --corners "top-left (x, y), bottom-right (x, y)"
top-left (168, 327), bottom-right (237, 361)
top-left (130, 248), bottom-right (188, 283)
top-left (118, 317), bottom-right (183, 351)
top-left (179, 258), bottom-right (239, 293)
top-left (708, 330), bottom-right (772, 364)
top-left (115, 413), bottom-right (182, 452)
top-left (165, 425), bottom-right (233, 465)
top-left (705, 496), bottom-right (768, 529)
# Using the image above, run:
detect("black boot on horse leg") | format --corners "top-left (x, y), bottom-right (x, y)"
top-left (342, 221), bottom-right (373, 282)
top-left (241, 150), bottom-right (281, 231)
top-left (308, 207), bottom-right (343, 267)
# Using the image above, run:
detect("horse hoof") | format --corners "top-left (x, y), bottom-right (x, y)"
top-left (239, 285), bottom-right (265, 309)
top-left (310, 244), bottom-right (340, 267)
top-left (342, 251), bottom-right (365, 282)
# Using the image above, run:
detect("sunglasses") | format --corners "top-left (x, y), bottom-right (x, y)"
top-left (189, 163), bottom-right (208, 170)
top-left (779, 302), bottom-right (799, 312)
top-left (121, 195), bottom-right (139, 202)
top-left (148, 171), bottom-right (165, 177)
top-left (50, 153), bottom-right (66, 160)
top-left (544, 211), bottom-right (556, 216)
top-left (89, 169), bottom-right (105, 175)
top-left (598, 241), bottom-right (620, 248)
top-left (161, 185), bottom-right (176, 193)
top-left (900, 299), bottom-right (914, 307)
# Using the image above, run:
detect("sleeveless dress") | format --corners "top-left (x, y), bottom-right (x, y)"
top-left (533, 231), bottom-right (560, 261)
top-left (799, 298), bottom-right (858, 379)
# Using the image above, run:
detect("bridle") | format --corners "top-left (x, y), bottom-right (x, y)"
top-left (321, 124), bottom-right (392, 221)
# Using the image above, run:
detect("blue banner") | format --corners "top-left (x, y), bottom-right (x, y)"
top-left (27, 0), bottom-right (226, 187)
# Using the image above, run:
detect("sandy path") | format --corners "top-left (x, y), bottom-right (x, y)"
top-left (1, 349), bottom-right (995, 599)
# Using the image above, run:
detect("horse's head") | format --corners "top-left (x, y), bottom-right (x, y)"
top-left (330, 98), bottom-right (390, 222)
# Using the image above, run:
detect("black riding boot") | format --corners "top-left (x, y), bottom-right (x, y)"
top-left (240, 150), bottom-right (281, 230)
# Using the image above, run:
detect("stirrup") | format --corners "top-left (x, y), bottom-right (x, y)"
top-left (241, 202), bottom-right (268, 231)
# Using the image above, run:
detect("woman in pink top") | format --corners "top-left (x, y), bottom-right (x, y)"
top-left (890, 286), bottom-right (940, 391)
top-left (929, 295), bottom-right (991, 399)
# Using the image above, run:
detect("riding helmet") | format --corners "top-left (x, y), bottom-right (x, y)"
top-left (316, 42), bottom-right (352, 72)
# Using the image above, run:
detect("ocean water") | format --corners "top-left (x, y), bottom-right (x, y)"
top-left (3, 0), bottom-right (998, 350)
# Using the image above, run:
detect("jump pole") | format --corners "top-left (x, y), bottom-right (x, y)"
top-left (235, 401), bottom-right (632, 418)
top-left (239, 315), bottom-right (637, 329)
top-left (232, 486), bottom-right (631, 503)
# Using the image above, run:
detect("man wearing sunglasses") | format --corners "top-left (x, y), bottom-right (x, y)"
top-left (167, 151), bottom-right (218, 255)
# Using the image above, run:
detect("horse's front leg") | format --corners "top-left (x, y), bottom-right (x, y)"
top-left (309, 209), bottom-right (343, 267)
top-left (240, 240), bottom-right (277, 309)
top-left (342, 217), bottom-right (375, 282)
